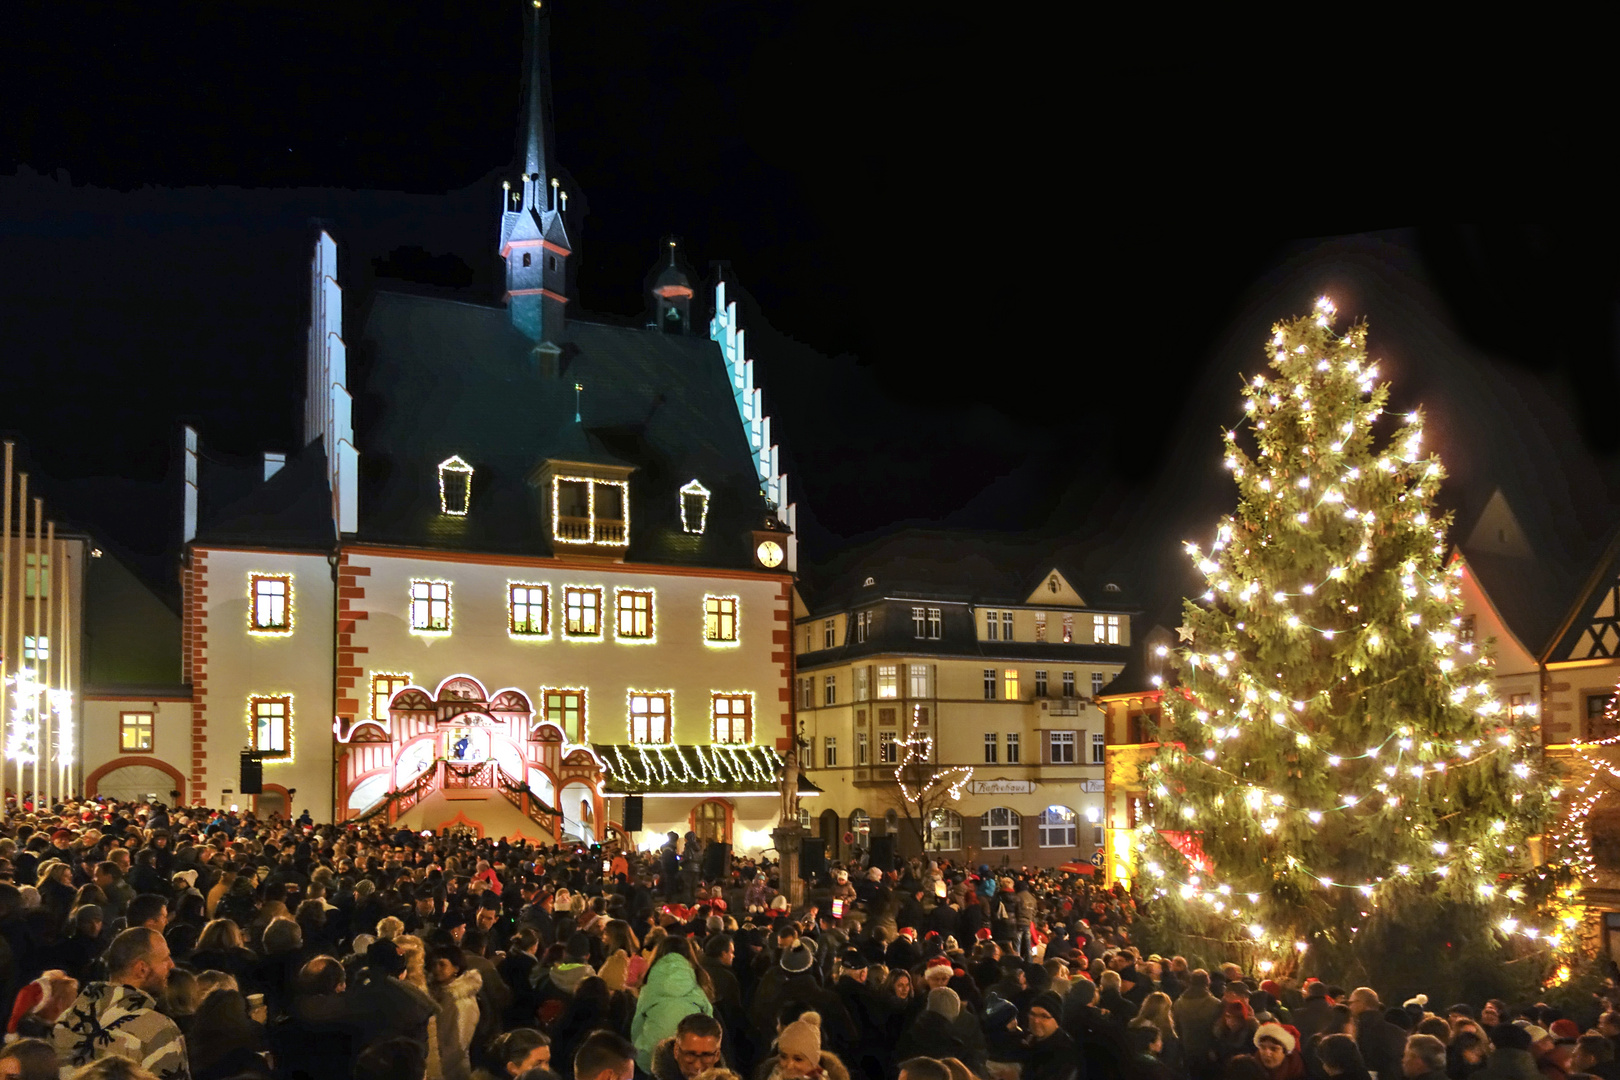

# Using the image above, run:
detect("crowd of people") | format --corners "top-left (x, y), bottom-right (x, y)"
top-left (1, 798), bottom-right (1617, 1080)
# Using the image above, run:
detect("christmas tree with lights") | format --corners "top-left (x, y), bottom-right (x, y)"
top-left (1140, 298), bottom-right (1559, 995)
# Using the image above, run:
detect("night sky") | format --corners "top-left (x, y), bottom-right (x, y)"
top-left (4, 2), bottom-right (1619, 622)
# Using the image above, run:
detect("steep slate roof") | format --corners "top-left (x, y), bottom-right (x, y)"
top-left (346, 292), bottom-right (770, 569)
top-left (194, 439), bottom-right (334, 550)
top-left (801, 529), bottom-right (1139, 613)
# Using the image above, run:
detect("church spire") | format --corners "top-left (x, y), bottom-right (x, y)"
top-left (500, 0), bottom-right (571, 347)
top-left (522, 0), bottom-right (551, 198)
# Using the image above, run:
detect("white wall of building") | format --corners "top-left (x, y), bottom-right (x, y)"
top-left (193, 548), bottom-right (336, 816)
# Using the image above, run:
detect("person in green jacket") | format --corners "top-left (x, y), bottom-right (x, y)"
top-left (631, 941), bottom-right (715, 1071)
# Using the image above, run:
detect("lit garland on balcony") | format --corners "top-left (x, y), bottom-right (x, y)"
top-left (437, 455), bottom-right (474, 516)
top-left (551, 475), bottom-right (630, 547)
top-left (703, 594), bottom-right (741, 647)
top-left (613, 587), bottom-right (657, 645)
top-left (679, 478), bottom-right (710, 534)
top-left (560, 585), bottom-right (606, 641)
top-left (605, 742), bottom-right (783, 791)
top-left (246, 573), bottom-right (294, 637)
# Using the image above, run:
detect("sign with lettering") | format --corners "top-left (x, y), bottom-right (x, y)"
top-left (1081, 779), bottom-right (1105, 793)
top-left (970, 779), bottom-right (1035, 795)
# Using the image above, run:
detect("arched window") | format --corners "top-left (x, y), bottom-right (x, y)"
top-left (981, 807), bottom-right (1021, 849)
top-left (522, 252), bottom-right (532, 267)
top-left (1037, 805), bottom-right (1077, 848)
top-left (850, 809), bottom-right (871, 848)
top-left (927, 808), bottom-right (962, 851)
top-left (694, 799), bottom-right (730, 844)
top-left (885, 808), bottom-right (900, 836)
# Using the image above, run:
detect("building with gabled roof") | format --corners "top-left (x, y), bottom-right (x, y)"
top-left (791, 530), bottom-right (1137, 868)
top-left (81, 3), bottom-right (812, 847)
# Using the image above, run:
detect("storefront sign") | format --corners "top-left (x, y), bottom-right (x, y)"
top-left (971, 779), bottom-right (1035, 795)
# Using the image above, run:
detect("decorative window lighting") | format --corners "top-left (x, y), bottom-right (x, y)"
top-left (711, 692), bottom-right (754, 743)
top-left (438, 455), bottom-right (474, 516)
top-left (628, 690), bottom-right (674, 744)
top-left (409, 580), bottom-right (451, 634)
top-left (540, 687), bottom-right (588, 742)
top-left (679, 479), bottom-right (710, 534)
top-left (704, 595), bottom-right (740, 645)
top-left (562, 585), bottom-right (604, 638)
top-left (615, 588), bottom-right (656, 642)
top-left (508, 582), bottom-right (551, 638)
top-left (248, 694), bottom-right (293, 760)
top-left (370, 672), bottom-right (412, 721)
top-left (248, 573), bottom-right (294, 635)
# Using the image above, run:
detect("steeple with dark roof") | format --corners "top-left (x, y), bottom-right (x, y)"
top-left (499, 0), bottom-right (571, 348)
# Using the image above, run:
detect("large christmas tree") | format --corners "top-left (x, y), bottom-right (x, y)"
top-left (1140, 298), bottom-right (1559, 995)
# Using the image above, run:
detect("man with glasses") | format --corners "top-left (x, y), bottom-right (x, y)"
top-left (650, 1013), bottom-right (725, 1080)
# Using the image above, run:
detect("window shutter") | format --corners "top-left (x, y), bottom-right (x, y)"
top-left (1042, 732), bottom-right (1051, 764)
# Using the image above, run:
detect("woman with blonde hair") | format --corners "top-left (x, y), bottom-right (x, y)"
top-left (1134, 990), bottom-right (1184, 1075)
top-left (395, 935), bottom-right (447, 1080)
top-left (377, 915), bottom-right (405, 940)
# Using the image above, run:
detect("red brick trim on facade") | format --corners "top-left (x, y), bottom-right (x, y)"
top-left (775, 581), bottom-right (795, 752)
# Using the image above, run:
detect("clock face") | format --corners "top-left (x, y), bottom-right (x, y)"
top-left (756, 540), bottom-right (784, 568)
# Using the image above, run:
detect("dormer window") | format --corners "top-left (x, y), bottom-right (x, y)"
top-left (551, 475), bottom-right (630, 546)
top-left (679, 479), bottom-right (710, 534)
top-left (438, 456), bottom-right (473, 516)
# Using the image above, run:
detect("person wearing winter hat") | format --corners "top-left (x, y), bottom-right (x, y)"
top-left (764, 1013), bottom-right (850, 1080)
top-left (1250, 1022), bottom-right (1305, 1080)
top-left (1023, 991), bottom-right (1075, 1080)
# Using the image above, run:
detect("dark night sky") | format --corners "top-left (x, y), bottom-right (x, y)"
top-left (4, 2), bottom-right (1619, 621)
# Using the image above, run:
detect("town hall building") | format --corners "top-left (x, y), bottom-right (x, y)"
top-left (80, 3), bottom-right (806, 850)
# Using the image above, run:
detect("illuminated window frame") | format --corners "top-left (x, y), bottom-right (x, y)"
top-left (711, 692), bottom-right (753, 744)
top-left (119, 711), bottom-right (154, 753)
top-left (628, 690), bottom-right (673, 745)
top-left (563, 585), bottom-right (604, 639)
top-left (551, 475), bottom-right (631, 547)
top-left (679, 478), bottom-right (710, 534)
top-left (1003, 668), bottom-right (1020, 700)
top-left (876, 664), bottom-right (899, 699)
top-left (509, 582), bottom-right (551, 638)
top-left (248, 694), bottom-right (293, 760)
top-left (410, 580), bottom-right (452, 634)
top-left (22, 635), bottom-right (48, 661)
top-left (614, 587), bottom-right (656, 643)
top-left (370, 672), bottom-right (413, 721)
top-left (703, 594), bottom-right (740, 646)
top-left (541, 686), bottom-right (588, 742)
top-left (247, 573), bottom-right (293, 636)
top-left (438, 455), bottom-right (474, 516)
